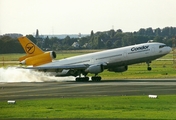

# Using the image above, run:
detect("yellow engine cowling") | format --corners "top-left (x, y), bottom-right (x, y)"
top-left (20, 51), bottom-right (56, 66)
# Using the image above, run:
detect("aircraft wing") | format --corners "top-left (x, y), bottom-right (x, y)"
top-left (27, 64), bottom-right (88, 70)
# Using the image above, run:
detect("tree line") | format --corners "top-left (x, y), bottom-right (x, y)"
top-left (0, 27), bottom-right (176, 54)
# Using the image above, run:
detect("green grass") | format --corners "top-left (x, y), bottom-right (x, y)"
top-left (98, 61), bottom-right (176, 79)
top-left (0, 50), bottom-right (100, 61)
top-left (0, 51), bottom-right (176, 119)
top-left (0, 95), bottom-right (176, 119)
top-left (0, 53), bottom-right (25, 61)
top-left (0, 51), bottom-right (176, 79)
top-left (0, 50), bottom-right (173, 60)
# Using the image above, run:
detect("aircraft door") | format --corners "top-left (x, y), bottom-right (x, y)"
top-left (123, 51), bottom-right (128, 60)
top-left (90, 57), bottom-right (95, 64)
top-left (151, 47), bottom-right (155, 55)
top-left (122, 51), bottom-right (128, 65)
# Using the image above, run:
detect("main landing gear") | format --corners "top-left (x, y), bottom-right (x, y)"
top-left (146, 61), bottom-right (152, 71)
top-left (91, 76), bottom-right (101, 82)
top-left (75, 71), bottom-right (89, 82)
top-left (75, 76), bottom-right (102, 82)
top-left (75, 77), bottom-right (89, 82)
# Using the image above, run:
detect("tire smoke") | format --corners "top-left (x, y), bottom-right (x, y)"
top-left (0, 67), bottom-right (75, 82)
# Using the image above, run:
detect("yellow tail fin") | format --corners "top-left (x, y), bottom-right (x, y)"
top-left (18, 36), bottom-right (44, 61)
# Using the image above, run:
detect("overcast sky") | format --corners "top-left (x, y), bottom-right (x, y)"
top-left (1, 0), bottom-right (176, 35)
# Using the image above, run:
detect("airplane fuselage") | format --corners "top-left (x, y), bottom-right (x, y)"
top-left (18, 36), bottom-right (171, 81)
top-left (41, 42), bottom-right (171, 70)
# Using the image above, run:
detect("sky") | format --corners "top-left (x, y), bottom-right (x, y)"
top-left (1, 0), bottom-right (176, 35)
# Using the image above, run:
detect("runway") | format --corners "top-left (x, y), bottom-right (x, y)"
top-left (0, 79), bottom-right (176, 101)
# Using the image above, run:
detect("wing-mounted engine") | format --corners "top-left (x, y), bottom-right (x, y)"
top-left (108, 66), bottom-right (128, 72)
top-left (20, 51), bottom-right (56, 66)
top-left (85, 64), bottom-right (104, 74)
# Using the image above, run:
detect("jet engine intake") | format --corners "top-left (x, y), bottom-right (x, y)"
top-left (50, 51), bottom-right (56, 59)
top-left (85, 64), bottom-right (104, 74)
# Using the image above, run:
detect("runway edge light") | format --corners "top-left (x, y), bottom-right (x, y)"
top-left (148, 95), bottom-right (158, 98)
top-left (7, 100), bottom-right (16, 104)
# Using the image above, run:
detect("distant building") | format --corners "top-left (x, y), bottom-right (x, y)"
top-left (72, 42), bottom-right (80, 48)
top-left (42, 34), bottom-right (88, 39)
top-left (3, 33), bottom-right (23, 38)
top-left (83, 43), bottom-right (91, 48)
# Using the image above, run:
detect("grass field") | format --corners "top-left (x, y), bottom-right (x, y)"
top-left (0, 50), bottom-right (175, 79)
top-left (0, 50), bottom-right (176, 119)
top-left (0, 49), bottom-right (173, 60)
top-left (0, 95), bottom-right (176, 119)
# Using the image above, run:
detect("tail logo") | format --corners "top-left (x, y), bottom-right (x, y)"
top-left (25, 43), bottom-right (35, 54)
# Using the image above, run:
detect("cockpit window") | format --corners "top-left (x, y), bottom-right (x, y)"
top-left (159, 45), bottom-right (167, 48)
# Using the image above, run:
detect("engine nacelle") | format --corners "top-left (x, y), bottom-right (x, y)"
top-left (108, 66), bottom-right (128, 72)
top-left (50, 51), bottom-right (57, 59)
top-left (85, 64), bottom-right (104, 74)
top-left (20, 51), bottom-right (56, 66)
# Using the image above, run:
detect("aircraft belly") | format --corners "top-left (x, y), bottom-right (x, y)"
top-left (108, 54), bottom-right (165, 67)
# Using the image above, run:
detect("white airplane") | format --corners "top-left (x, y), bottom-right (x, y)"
top-left (18, 36), bottom-right (171, 82)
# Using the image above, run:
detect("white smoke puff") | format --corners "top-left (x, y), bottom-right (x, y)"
top-left (0, 67), bottom-right (75, 83)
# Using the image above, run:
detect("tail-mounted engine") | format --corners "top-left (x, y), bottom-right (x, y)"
top-left (20, 51), bottom-right (56, 66)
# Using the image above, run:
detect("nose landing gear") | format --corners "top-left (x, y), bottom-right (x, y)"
top-left (146, 61), bottom-right (152, 71)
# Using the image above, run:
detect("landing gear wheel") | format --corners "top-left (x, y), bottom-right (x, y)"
top-left (76, 77), bottom-right (89, 82)
top-left (76, 77), bottom-right (80, 82)
top-left (91, 76), bottom-right (101, 82)
top-left (84, 77), bottom-right (89, 81)
top-left (146, 61), bottom-right (152, 71)
top-left (147, 67), bottom-right (152, 71)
